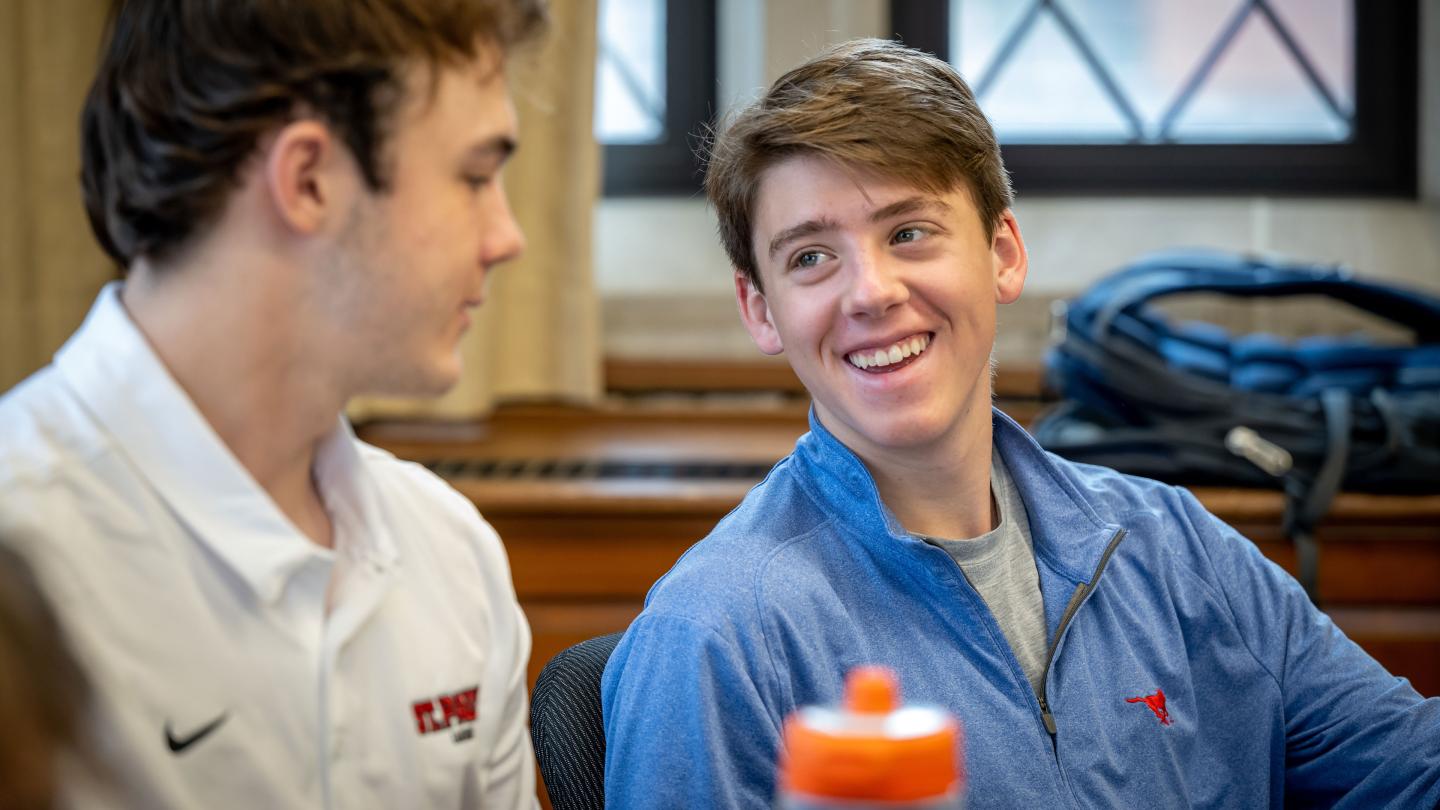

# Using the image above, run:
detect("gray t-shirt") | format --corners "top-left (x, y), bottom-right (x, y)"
top-left (921, 448), bottom-right (1049, 696)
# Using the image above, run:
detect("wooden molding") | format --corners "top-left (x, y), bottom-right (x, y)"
top-left (604, 357), bottom-right (805, 393)
top-left (604, 357), bottom-right (1048, 398)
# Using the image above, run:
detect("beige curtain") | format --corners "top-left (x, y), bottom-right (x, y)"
top-left (0, 1), bottom-right (117, 395)
top-left (349, 0), bottom-right (604, 421)
top-left (0, 1), bottom-right (604, 416)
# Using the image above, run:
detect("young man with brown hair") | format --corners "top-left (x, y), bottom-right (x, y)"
top-left (0, 1), bottom-right (546, 806)
top-left (601, 38), bottom-right (1440, 808)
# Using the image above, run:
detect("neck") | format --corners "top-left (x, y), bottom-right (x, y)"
top-left (122, 257), bottom-right (341, 547)
top-left (863, 405), bottom-right (997, 540)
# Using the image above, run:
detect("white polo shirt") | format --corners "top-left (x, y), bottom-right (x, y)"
top-left (0, 284), bottom-right (536, 809)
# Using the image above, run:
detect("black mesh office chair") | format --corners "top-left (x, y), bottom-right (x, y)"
top-left (530, 632), bottom-right (624, 810)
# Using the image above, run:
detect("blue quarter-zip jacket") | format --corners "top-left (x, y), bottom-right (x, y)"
top-left (601, 409), bottom-right (1440, 808)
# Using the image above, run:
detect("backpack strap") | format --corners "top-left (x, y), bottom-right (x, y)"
top-left (1070, 251), bottom-right (1440, 344)
top-left (1281, 388), bottom-right (1353, 602)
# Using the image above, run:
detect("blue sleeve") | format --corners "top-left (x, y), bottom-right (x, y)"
top-left (601, 613), bottom-right (783, 809)
top-left (1177, 488), bottom-right (1440, 808)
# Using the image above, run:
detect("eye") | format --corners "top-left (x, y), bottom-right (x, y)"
top-left (462, 174), bottom-right (493, 191)
top-left (892, 226), bottom-right (928, 245)
top-left (791, 250), bottom-right (828, 270)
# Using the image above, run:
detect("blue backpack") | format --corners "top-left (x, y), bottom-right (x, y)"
top-left (1033, 250), bottom-right (1440, 598)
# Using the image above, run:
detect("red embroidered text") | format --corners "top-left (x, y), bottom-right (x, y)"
top-left (412, 685), bottom-right (479, 736)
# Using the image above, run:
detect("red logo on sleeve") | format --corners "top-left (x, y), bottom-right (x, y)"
top-left (1125, 688), bottom-right (1171, 726)
top-left (412, 685), bottom-right (479, 742)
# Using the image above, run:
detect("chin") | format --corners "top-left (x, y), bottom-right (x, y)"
top-left (370, 355), bottom-right (465, 399)
top-left (852, 401), bottom-right (973, 452)
top-left (869, 425), bottom-right (947, 451)
top-left (837, 413), bottom-right (937, 452)
top-left (418, 362), bottom-right (465, 397)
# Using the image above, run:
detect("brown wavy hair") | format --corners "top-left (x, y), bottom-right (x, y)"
top-left (705, 38), bottom-right (1013, 291)
top-left (81, 0), bottom-right (547, 267)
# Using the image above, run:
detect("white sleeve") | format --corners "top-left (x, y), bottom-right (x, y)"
top-left (470, 515), bottom-right (537, 810)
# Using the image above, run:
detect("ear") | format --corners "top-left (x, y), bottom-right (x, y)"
top-left (991, 209), bottom-right (1028, 304)
top-left (261, 120), bottom-right (349, 237)
top-left (734, 271), bottom-right (784, 355)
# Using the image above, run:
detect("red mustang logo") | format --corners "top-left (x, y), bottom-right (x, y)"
top-left (1126, 688), bottom-right (1171, 726)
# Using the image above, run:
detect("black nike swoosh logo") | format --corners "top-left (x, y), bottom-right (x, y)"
top-left (165, 712), bottom-right (229, 753)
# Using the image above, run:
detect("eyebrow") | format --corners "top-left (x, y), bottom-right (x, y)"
top-left (767, 217), bottom-right (840, 261)
top-left (467, 135), bottom-right (518, 163)
top-left (765, 196), bottom-right (952, 260)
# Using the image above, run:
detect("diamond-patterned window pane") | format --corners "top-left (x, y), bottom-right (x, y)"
top-left (951, 0), bottom-right (1353, 144)
top-left (978, 11), bottom-right (1134, 141)
top-left (1171, 9), bottom-right (1348, 142)
top-left (1064, 0), bottom-right (1240, 137)
top-left (951, 1), bottom-right (1035, 89)
top-left (1269, 0), bottom-right (1353, 113)
top-left (595, 0), bottom-right (666, 144)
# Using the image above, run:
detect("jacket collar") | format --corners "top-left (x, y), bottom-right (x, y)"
top-left (793, 405), bottom-right (1122, 585)
top-left (53, 283), bottom-right (397, 603)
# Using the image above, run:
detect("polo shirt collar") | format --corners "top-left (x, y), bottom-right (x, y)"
top-left (313, 418), bottom-right (400, 573)
top-left (53, 283), bottom-right (393, 602)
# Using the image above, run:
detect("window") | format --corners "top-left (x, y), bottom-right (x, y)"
top-left (891, 0), bottom-right (1417, 195)
top-left (594, 0), bottom-right (717, 196)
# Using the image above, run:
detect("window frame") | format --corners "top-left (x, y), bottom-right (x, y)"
top-left (600, 0), bottom-right (718, 197)
top-left (890, 0), bottom-right (1418, 196)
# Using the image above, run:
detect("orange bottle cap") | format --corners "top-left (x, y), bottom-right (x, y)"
top-left (778, 666), bottom-right (963, 802)
top-left (845, 666), bottom-right (898, 714)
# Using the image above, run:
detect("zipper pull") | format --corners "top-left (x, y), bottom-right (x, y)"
top-left (1039, 696), bottom-right (1057, 735)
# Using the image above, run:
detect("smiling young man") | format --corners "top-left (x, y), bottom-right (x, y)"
top-left (0, 1), bottom-right (545, 807)
top-left (601, 39), bottom-right (1440, 809)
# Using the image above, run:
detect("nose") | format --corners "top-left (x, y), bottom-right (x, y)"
top-left (480, 179), bottom-right (526, 270)
top-left (842, 248), bottom-right (908, 318)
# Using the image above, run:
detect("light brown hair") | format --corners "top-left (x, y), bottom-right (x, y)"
top-left (705, 38), bottom-right (1012, 291)
top-left (81, 0), bottom-right (548, 267)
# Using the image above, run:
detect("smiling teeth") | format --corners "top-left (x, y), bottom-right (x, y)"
top-left (847, 334), bottom-right (930, 369)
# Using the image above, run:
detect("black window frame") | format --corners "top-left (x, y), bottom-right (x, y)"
top-left (600, 0), bottom-right (717, 197)
top-left (890, 0), bottom-right (1418, 197)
